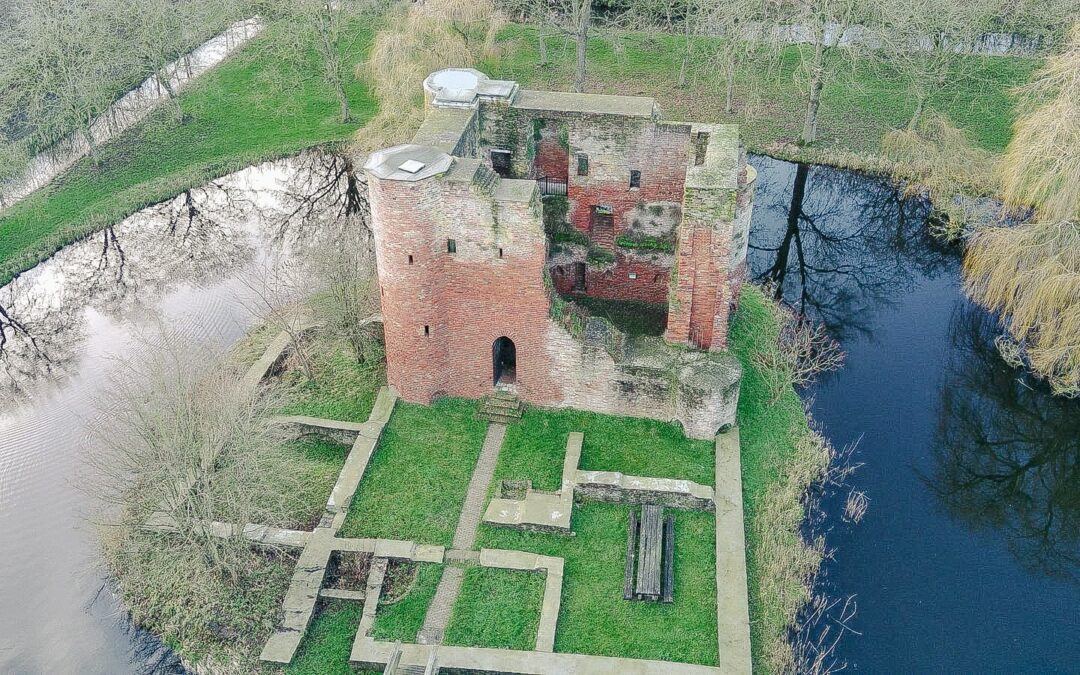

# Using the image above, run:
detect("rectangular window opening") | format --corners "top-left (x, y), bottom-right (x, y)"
top-left (629, 170), bottom-right (641, 189)
top-left (408, 254), bottom-right (414, 264)
top-left (491, 150), bottom-right (512, 178)
top-left (576, 153), bottom-right (589, 176)
top-left (629, 272), bottom-right (638, 280)
top-left (498, 247), bottom-right (504, 258)
top-left (424, 325), bottom-right (430, 336)
top-left (447, 239), bottom-right (456, 254)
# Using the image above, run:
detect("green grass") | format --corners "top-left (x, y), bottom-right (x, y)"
top-left (477, 503), bottom-right (717, 665)
top-left (276, 340), bottom-right (387, 423)
top-left (494, 406), bottom-right (714, 493)
top-left (481, 24), bottom-right (1038, 156)
top-left (280, 601), bottom-right (364, 675)
top-left (370, 563), bottom-right (443, 643)
top-left (0, 16), bottom-right (380, 285)
top-left (444, 567), bottom-right (546, 651)
top-left (728, 286), bottom-right (815, 673)
top-left (338, 398), bottom-right (488, 546)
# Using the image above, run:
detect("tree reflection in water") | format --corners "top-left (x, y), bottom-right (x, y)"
top-left (0, 150), bottom-right (371, 404)
top-left (748, 158), bottom-right (952, 341)
top-left (930, 304), bottom-right (1080, 582)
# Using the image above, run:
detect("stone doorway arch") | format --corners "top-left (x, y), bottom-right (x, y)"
top-left (492, 336), bottom-right (517, 385)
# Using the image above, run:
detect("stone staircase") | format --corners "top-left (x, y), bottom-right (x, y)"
top-left (477, 390), bottom-right (524, 424)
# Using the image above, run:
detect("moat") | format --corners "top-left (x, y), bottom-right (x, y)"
top-left (0, 153), bottom-right (1077, 672)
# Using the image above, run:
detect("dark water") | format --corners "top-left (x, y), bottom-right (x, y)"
top-left (3, 149), bottom-right (1075, 673)
top-left (747, 156), bottom-right (1080, 672)
top-left (0, 152), bottom-right (366, 674)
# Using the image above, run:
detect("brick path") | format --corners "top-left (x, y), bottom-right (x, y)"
top-left (417, 423), bottom-right (506, 644)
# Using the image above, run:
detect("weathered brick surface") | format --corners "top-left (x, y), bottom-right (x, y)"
top-left (550, 254), bottom-right (671, 304)
top-left (364, 75), bottom-right (755, 436)
top-left (533, 121), bottom-right (569, 180)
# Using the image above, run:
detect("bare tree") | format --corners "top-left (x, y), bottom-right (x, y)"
top-left (784, 0), bottom-right (883, 145)
top-left (266, 0), bottom-right (381, 124)
top-left (751, 296), bottom-right (845, 401)
top-left (506, 0), bottom-right (593, 91)
top-left (0, 0), bottom-right (126, 162)
top-left (880, 0), bottom-right (998, 129)
top-left (238, 258), bottom-right (318, 380)
top-left (307, 228), bottom-right (380, 363)
top-left (99, 0), bottom-right (227, 122)
top-left (0, 140), bottom-right (29, 208)
top-left (700, 0), bottom-right (779, 114)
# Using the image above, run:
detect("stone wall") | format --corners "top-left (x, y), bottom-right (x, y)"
top-left (364, 73), bottom-right (754, 440)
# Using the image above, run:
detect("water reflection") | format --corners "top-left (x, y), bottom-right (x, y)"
top-left (748, 159), bottom-right (951, 340)
top-left (748, 154), bottom-right (1080, 670)
top-left (0, 151), bottom-right (368, 406)
top-left (931, 305), bottom-right (1080, 582)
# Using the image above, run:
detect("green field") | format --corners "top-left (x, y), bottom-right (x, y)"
top-left (481, 24), bottom-right (1038, 156)
top-left (477, 503), bottom-right (718, 665)
top-left (0, 17), bottom-right (379, 285)
top-left (338, 398), bottom-right (488, 547)
top-left (445, 566), bottom-right (546, 651)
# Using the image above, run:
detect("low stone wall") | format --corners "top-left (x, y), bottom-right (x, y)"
top-left (549, 318), bottom-right (741, 439)
top-left (574, 470), bottom-right (715, 511)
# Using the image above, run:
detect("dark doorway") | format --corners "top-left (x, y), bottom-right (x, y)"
top-left (491, 150), bottom-right (512, 178)
top-left (573, 262), bottom-right (586, 292)
top-left (492, 336), bottom-right (517, 385)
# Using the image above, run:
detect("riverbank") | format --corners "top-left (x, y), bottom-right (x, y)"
top-left (0, 16), bottom-right (379, 286)
top-left (0, 17), bottom-right (1039, 286)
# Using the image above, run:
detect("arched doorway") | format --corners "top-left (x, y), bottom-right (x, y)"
top-left (492, 336), bottom-right (516, 385)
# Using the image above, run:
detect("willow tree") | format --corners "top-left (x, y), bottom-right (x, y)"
top-left (353, 0), bottom-right (503, 150)
top-left (964, 24), bottom-right (1080, 396)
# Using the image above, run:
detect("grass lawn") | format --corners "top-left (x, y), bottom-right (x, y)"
top-left (481, 24), bottom-right (1038, 156)
top-left (275, 340), bottom-right (387, 423)
top-left (444, 567), bottom-right (546, 651)
top-left (494, 406), bottom-right (715, 493)
top-left (268, 437), bottom-right (350, 530)
top-left (280, 600), bottom-right (365, 675)
top-left (0, 16), bottom-right (380, 285)
top-left (370, 562), bottom-right (443, 643)
top-left (728, 285), bottom-right (816, 673)
top-left (337, 398), bottom-right (488, 546)
top-left (477, 502), bottom-right (717, 665)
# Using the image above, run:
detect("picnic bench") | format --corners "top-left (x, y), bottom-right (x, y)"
top-left (624, 505), bottom-right (675, 603)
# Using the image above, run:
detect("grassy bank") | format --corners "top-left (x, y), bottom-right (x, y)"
top-left (730, 286), bottom-right (830, 673)
top-left (481, 24), bottom-right (1037, 160)
top-left (0, 16), bottom-right (379, 286)
top-left (2, 16), bottom-right (1038, 285)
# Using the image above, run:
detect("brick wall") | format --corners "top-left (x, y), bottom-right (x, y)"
top-left (551, 254), bottom-right (671, 304)
top-left (368, 161), bottom-right (568, 405)
top-left (533, 121), bottom-right (569, 180)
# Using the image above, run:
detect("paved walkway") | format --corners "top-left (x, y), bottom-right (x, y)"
top-left (715, 427), bottom-right (752, 674)
top-left (417, 423), bottom-right (506, 645)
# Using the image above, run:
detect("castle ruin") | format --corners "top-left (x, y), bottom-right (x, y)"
top-left (363, 69), bottom-right (757, 439)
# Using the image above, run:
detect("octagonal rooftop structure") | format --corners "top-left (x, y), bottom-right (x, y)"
top-left (422, 68), bottom-right (517, 108)
top-left (364, 144), bottom-right (453, 182)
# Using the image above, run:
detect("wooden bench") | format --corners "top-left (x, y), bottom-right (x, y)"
top-left (624, 505), bottom-right (675, 603)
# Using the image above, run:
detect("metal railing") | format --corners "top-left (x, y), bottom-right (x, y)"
top-left (537, 176), bottom-right (568, 196)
